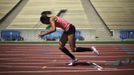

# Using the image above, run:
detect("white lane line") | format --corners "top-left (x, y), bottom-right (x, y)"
top-left (0, 68), bottom-right (134, 73)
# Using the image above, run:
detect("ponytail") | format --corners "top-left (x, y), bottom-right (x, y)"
top-left (41, 11), bottom-right (52, 16)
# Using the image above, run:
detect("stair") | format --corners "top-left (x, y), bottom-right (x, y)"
top-left (81, 0), bottom-right (112, 38)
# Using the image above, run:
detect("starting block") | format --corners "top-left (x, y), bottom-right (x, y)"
top-left (72, 61), bottom-right (103, 71)
top-left (105, 58), bottom-right (132, 66)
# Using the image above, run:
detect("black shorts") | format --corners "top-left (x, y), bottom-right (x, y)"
top-left (59, 24), bottom-right (76, 45)
top-left (63, 24), bottom-right (76, 35)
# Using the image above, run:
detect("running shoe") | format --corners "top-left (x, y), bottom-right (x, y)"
top-left (68, 59), bottom-right (78, 66)
top-left (91, 46), bottom-right (100, 56)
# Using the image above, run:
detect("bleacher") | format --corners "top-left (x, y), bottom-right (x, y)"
top-left (0, 0), bottom-right (93, 41)
top-left (90, 0), bottom-right (134, 30)
top-left (0, 0), bottom-right (134, 41)
top-left (8, 0), bottom-right (92, 29)
top-left (0, 0), bottom-right (21, 22)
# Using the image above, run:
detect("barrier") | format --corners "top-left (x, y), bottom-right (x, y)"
top-left (120, 31), bottom-right (134, 40)
top-left (41, 30), bottom-right (83, 41)
top-left (1, 30), bottom-right (23, 41)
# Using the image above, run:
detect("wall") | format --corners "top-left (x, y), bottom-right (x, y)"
top-left (0, 29), bottom-right (124, 41)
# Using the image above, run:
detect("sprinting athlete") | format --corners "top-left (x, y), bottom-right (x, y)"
top-left (39, 11), bottom-right (100, 66)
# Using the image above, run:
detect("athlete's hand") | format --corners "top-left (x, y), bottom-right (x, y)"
top-left (38, 32), bottom-right (44, 38)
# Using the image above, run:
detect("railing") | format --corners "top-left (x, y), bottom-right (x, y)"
top-left (0, 0), bottom-right (23, 24)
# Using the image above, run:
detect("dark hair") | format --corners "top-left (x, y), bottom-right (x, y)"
top-left (40, 11), bottom-right (51, 24)
top-left (41, 11), bottom-right (51, 16)
top-left (40, 15), bottom-right (50, 24)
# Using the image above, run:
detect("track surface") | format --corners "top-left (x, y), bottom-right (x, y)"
top-left (0, 44), bottom-right (134, 75)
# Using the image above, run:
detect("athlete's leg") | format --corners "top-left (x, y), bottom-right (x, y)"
top-left (68, 33), bottom-right (99, 55)
top-left (59, 33), bottom-right (76, 60)
top-left (67, 33), bottom-right (93, 52)
top-left (68, 34), bottom-right (76, 52)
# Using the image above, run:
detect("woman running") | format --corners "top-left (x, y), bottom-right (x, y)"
top-left (39, 11), bottom-right (100, 66)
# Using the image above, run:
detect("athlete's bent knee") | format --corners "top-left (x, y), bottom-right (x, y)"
top-left (58, 45), bottom-right (64, 50)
